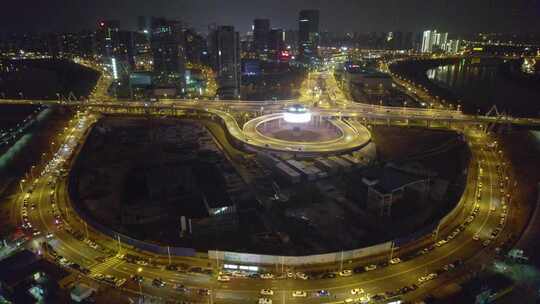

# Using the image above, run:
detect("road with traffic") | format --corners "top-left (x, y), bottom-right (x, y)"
top-left (1, 65), bottom-right (535, 304)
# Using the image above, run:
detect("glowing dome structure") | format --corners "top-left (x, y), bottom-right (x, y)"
top-left (241, 109), bottom-right (372, 155)
top-left (283, 104), bottom-right (312, 124)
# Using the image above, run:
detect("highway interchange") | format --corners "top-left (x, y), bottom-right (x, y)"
top-left (1, 62), bottom-right (537, 304)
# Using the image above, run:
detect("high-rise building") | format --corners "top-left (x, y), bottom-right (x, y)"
top-left (96, 20), bottom-right (120, 58)
top-left (268, 29), bottom-right (285, 52)
top-left (208, 26), bottom-right (240, 99)
top-left (423, 30), bottom-right (431, 52)
top-left (284, 30), bottom-right (298, 52)
top-left (447, 39), bottom-right (461, 54)
top-left (184, 28), bottom-right (208, 65)
top-left (253, 19), bottom-right (270, 52)
top-left (298, 9), bottom-right (320, 59)
top-left (137, 16), bottom-right (148, 33)
top-left (59, 33), bottom-right (81, 56)
top-left (117, 31), bottom-right (136, 66)
top-left (78, 31), bottom-right (96, 58)
top-left (390, 31), bottom-right (403, 50)
top-left (421, 29), bottom-right (449, 53)
top-left (440, 32), bottom-right (448, 49)
top-left (150, 18), bottom-right (186, 91)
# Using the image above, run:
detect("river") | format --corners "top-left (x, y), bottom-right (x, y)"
top-left (427, 58), bottom-right (540, 117)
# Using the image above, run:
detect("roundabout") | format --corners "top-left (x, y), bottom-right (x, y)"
top-left (242, 104), bottom-right (372, 155)
top-left (9, 104), bottom-right (527, 304)
top-left (3, 70), bottom-right (536, 304)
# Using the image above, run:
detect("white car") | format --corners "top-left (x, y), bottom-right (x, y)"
top-left (115, 278), bottom-right (127, 287)
top-left (339, 270), bottom-right (352, 277)
top-left (292, 290), bottom-right (307, 297)
top-left (435, 240), bottom-right (447, 247)
top-left (260, 273), bottom-right (274, 279)
top-left (217, 275), bottom-right (231, 282)
top-left (296, 272), bottom-right (308, 280)
top-left (473, 234), bottom-right (480, 241)
top-left (258, 298), bottom-right (272, 304)
top-left (389, 258), bottom-right (401, 265)
top-left (231, 271), bottom-right (248, 278)
top-left (364, 264), bottom-right (377, 271)
top-left (260, 289), bottom-right (274, 296)
top-left (351, 288), bottom-right (364, 295)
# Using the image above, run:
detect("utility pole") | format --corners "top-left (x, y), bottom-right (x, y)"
top-left (339, 250), bottom-right (344, 272)
top-left (84, 222), bottom-right (89, 239)
top-left (117, 235), bottom-right (121, 254)
top-left (389, 241), bottom-right (396, 262)
top-left (433, 221), bottom-right (441, 242)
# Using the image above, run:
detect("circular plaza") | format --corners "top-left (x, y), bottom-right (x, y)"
top-left (241, 105), bottom-right (372, 155)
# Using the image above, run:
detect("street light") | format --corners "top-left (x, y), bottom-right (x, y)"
top-left (137, 267), bottom-right (143, 301)
top-left (19, 179), bottom-right (26, 192)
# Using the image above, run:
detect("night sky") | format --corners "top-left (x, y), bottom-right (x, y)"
top-left (2, 0), bottom-right (540, 35)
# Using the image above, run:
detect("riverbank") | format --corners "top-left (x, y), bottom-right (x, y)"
top-left (0, 59), bottom-right (100, 99)
top-left (390, 57), bottom-right (540, 117)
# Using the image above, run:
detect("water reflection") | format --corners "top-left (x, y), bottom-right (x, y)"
top-left (427, 58), bottom-right (540, 117)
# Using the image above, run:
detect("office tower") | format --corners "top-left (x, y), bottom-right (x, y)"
top-left (117, 31), bottom-right (136, 66)
top-left (253, 19), bottom-right (270, 52)
top-left (77, 31), bottom-right (96, 58)
top-left (137, 16), bottom-right (148, 33)
top-left (284, 30), bottom-right (298, 52)
top-left (208, 26), bottom-right (240, 99)
top-left (184, 28), bottom-right (208, 65)
top-left (96, 20), bottom-right (120, 58)
top-left (298, 9), bottom-right (320, 59)
top-left (268, 29), bottom-right (285, 51)
top-left (60, 33), bottom-right (81, 56)
top-left (150, 18), bottom-right (186, 90)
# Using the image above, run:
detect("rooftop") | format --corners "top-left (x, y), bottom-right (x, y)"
top-left (361, 165), bottom-right (427, 194)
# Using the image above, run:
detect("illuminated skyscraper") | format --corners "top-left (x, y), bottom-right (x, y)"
top-left (421, 29), bottom-right (449, 53)
top-left (209, 26), bottom-right (240, 99)
top-left (150, 18), bottom-right (186, 91)
top-left (96, 20), bottom-right (120, 58)
top-left (298, 9), bottom-right (319, 59)
top-left (421, 30), bottom-right (432, 53)
top-left (253, 19), bottom-right (270, 52)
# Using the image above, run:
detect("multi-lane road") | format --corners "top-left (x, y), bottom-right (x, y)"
top-left (1, 67), bottom-right (535, 303)
top-left (9, 110), bottom-right (524, 304)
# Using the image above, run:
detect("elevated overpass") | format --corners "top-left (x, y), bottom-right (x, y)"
top-left (0, 98), bottom-right (538, 128)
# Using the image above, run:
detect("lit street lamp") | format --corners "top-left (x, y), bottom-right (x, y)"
top-left (19, 179), bottom-right (26, 192)
top-left (137, 267), bottom-right (143, 302)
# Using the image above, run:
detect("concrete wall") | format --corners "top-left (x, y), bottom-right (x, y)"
top-left (208, 241), bottom-right (392, 266)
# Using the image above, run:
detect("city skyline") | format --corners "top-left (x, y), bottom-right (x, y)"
top-left (2, 1), bottom-right (540, 303)
top-left (2, 0), bottom-right (540, 35)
